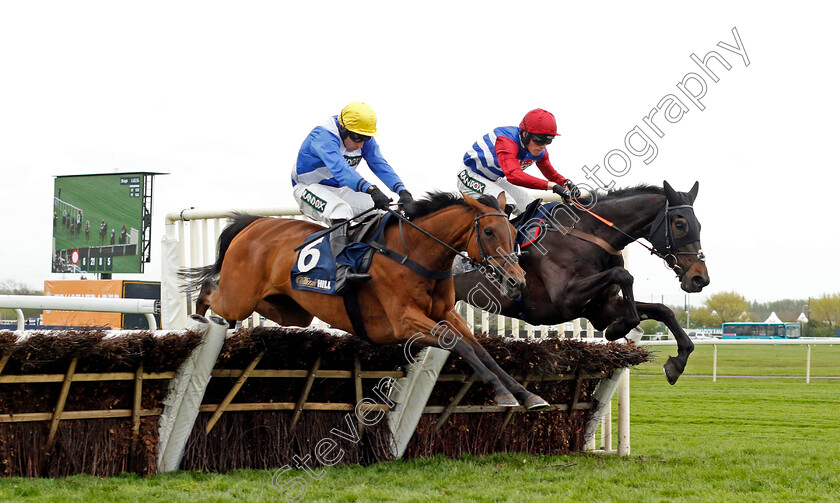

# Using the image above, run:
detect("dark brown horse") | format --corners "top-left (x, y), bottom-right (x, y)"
top-left (183, 192), bottom-right (549, 409)
top-left (454, 181), bottom-right (710, 384)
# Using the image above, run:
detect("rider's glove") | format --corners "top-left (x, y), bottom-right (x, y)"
top-left (367, 186), bottom-right (392, 210)
top-left (397, 190), bottom-right (414, 210)
top-left (563, 180), bottom-right (581, 198)
top-left (552, 183), bottom-right (573, 200)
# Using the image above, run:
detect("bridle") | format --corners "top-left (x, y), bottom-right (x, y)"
top-left (647, 200), bottom-right (705, 280)
top-left (385, 207), bottom-right (521, 287)
top-left (563, 197), bottom-right (705, 281)
top-left (462, 211), bottom-right (521, 288)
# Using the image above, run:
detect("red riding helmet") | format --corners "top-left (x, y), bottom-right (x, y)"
top-left (519, 109), bottom-right (560, 136)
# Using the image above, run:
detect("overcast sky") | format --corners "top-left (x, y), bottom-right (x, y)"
top-left (1, 1), bottom-right (838, 310)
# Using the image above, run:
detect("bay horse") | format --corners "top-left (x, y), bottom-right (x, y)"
top-left (182, 192), bottom-right (550, 410)
top-left (454, 181), bottom-right (710, 384)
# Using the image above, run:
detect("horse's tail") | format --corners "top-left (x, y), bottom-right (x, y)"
top-left (178, 213), bottom-right (264, 294)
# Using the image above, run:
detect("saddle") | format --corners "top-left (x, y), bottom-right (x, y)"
top-left (339, 213), bottom-right (391, 275)
top-left (512, 200), bottom-right (565, 249)
top-left (291, 213), bottom-right (392, 295)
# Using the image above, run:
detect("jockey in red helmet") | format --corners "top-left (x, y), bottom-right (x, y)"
top-left (457, 109), bottom-right (579, 216)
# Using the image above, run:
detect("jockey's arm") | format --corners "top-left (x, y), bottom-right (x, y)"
top-left (535, 150), bottom-right (568, 187)
top-left (362, 139), bottom-right (407, 194)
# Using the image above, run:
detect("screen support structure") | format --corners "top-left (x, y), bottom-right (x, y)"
top-left (141, 173), bottom-right (156, 271)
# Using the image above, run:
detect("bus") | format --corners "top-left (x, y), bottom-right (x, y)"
top-left (721, 322), bottom-right (801, 339)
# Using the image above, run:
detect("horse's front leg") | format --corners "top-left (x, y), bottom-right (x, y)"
top-left (636, 302), bottom-right (694, 385)
top-left (443, 311), bottom-right (549, 411)
top-left (566, 267), bottom-right (640, 341)
top-left (396, 309), bottom-right (520, 407)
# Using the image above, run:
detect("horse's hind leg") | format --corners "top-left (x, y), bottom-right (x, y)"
top-left (256, 295), bottom-right (315, 328)
top-left (570, 267), bottom-right (641, 340)
top-left (196, 279), bottom-right (237, 329)
top-left (195, 279), bottom-right (216, 317)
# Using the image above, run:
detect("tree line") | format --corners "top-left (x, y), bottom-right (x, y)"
top-left (641, 291), bottom-right (840, 337)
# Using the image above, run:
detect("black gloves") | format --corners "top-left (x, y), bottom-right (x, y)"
top-left (398, 190), bottom-right (414, 209)
top-left (564, 180), bottom-right (581, 198)
top-left (552, 183), bottom-right (573, 200)
top-left (367, 186), bottom-right (391, 210)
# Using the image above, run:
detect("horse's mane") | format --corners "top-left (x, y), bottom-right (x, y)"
top-left (597, 184), bottom-right (664, 202)
top-left (404, 191), bottom-right (500, 220)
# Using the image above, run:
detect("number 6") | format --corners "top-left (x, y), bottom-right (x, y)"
top-left (297, 237), bottom-right (324, 273)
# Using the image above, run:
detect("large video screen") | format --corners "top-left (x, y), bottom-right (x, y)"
top-left (52, 173), bottom-right (146, 273)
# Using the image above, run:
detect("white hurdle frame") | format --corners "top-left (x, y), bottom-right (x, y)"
top-left (0, 295), bottom-right (159, 331)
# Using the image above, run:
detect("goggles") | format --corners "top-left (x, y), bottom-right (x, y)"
top-left (347, 131), bottom-right (371, 143)
top-left (530, 134), bottom-right (554, 146)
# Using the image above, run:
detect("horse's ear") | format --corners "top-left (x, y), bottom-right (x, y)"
top-left (496, 191), bottom-right (507, 210)
top-left (687, 181), bottom-right (699, 203)
top-left (663, 180), bottom-right (679, 204)
top-left (462, 193), bottom-right (482, 211)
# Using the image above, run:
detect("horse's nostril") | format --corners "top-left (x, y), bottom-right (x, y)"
top-left (692, 275), bottom-right (709, 288)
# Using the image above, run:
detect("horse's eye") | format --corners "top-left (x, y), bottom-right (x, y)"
top-left (484, 227), bottom-right (494, 236)
top-left (675, 221), bottom-right (686, 230)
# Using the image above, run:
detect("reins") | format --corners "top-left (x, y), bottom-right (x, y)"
top-left (563, 197), bottom-right (704, 280)
top-left (567, 199), bottom-right (659, 256)
top-left (382, 207), bottom-right (517, 277)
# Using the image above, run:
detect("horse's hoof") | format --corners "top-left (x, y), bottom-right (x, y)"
top-left (495, 393), bottom-right (519, 407)
top-left (524, 395), bottom-right (550, 411)
top-left (663, 357), bottom-right (683, 385)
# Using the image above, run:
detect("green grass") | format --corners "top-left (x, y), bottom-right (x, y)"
top-left (634, 342), bottom-right (840, 378)
top-left (1, 373), bottom-right (839, 501)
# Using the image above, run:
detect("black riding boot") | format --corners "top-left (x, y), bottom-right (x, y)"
top-left (330, 219), bottom-right (372, 294)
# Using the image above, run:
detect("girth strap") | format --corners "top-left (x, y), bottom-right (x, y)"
top-left (368, 241), bottom-right (453, 280)
top-left (569, 229), bottom-right (622, 256)
top-left (342, 289), bottom-right (371, 342)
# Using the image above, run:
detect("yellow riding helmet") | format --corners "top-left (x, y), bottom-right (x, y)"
top-left (339, 102), bottom-right (379, 137)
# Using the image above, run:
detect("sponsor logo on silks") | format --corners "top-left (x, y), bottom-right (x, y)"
top-left (519, 159), bottom-right (534, 170)
top-left (295, 275), bottom-right (333, 291)
top-left (344, 155), bottom-right (362, 167)
top-left (302, 189), bottom-right (327, 213)
top-left (458, 169), bottom-right (486, 193)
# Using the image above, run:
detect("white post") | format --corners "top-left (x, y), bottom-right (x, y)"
top-left (15, 309), bottom-right (25, 331)
top-left (189, 219), bottom-right (200, 269)
top-left (201, 219), bottom-right (210, 265)
top-left (586, 321), bottom-right (594, 339)
top-left (497, 315), bottom-right (506, 337)
top-left (481, 311), bottom-right (489, 335)
top-left (511, 318), bottom-right (520, 339)
top-left (526, 323), bottom-right (535, 339)
top-left (713, 344), bottom-right (718, 383)
top-left (573, 318), bottom-right (582, 339)
top-left (806, 345), bottom-right (811, 384)
top-left (601, 404), bottom-right (612, 451)
top-left (617, 370), bottom-right (630, 456)
top-left (585, 434), bottom-right (597, 452)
